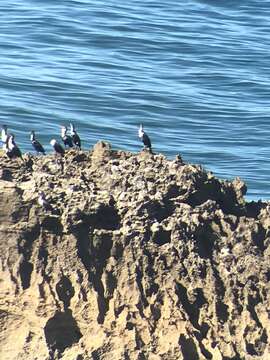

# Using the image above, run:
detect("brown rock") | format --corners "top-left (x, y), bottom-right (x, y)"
top-left (0, 143), bottom-right (269, 359)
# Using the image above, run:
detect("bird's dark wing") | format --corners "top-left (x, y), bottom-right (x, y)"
top-left (142, 133), bottom-right (151, 149)
top-left (55, 143), bottom-right (65, 155)
top-left (32, 140), bottom-right (45, 154)
top-left (10, 146), bottom-right (22, 159)
top-left (63, 136), bottom-right (73, 148)
top-left (6, 150), bottom-right (12, 159)
top-left (72, 134), bottom-right (81, 149)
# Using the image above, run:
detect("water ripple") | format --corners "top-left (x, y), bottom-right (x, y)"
top-left (0, 0), bottom-right (270, 200)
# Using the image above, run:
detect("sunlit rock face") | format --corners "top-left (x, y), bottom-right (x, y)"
top-left (0, 143), bottom-right (269, 360)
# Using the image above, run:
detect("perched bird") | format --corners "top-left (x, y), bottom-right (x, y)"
top-left (138, 124), bottom-right (152, 152)
top-left (70, 123), bottom-right (81, 149)
top-left (1, 125), bottom-right (9, 150)
top-left (6, 133), bottom-right (23, 160)
top-left (30, 131), bottom-right (46, 155)
top-left (61, 126), bottom-right (73, 148)
top-left (50, 139), bottom-right (65, 156)
top-left (37, 191), bottom-right (53, 212)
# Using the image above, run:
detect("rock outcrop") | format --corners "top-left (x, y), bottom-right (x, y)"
top-left (0, 142), bottom-right (269, 360)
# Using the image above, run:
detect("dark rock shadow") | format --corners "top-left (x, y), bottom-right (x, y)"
top-left (44, 309), bottom-right (82, 354)
top-left (179, 335), bottom-right (199, 360)
top-left (56, 274), bottom-right (75, 310)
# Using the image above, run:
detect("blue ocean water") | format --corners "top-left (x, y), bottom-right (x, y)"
top-left (0, 0), bottom-right (270, 200)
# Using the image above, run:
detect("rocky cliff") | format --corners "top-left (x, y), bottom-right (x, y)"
top-left (0, 142), bottom-right (269, 360)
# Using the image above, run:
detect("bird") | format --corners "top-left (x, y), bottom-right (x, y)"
top-left (30, 131), bottom-right (46, 155)
top-left (138, 124), bottom-right (152, 152)
top-left (61, 126), bottom-right (73, 148)
top-left (70, 123), bottom-right (81, 149)
top-left (6, 133), bottom-right (23, 160)
top-left (37, 191), bottom-right (53, 212)
top-left (50, 139), bottom-right (65, 156)
top-left (1, 125), bottom-right (9, 150)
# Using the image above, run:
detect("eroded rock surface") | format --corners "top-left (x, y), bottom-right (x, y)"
top-left (0, 143), bottom-right (269, 360)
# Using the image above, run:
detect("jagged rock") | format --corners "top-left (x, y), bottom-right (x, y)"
top-left (0, 143), bottom-right (270, 359)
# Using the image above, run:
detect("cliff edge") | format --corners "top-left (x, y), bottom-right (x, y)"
top-left (0, 143), bottom-right (269, 360)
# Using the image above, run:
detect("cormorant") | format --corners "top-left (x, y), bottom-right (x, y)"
top-left (6, 133), bottom-right (23, 160)
top-left (30, 131), bottom-right (46, 155)
top-left (70, 123), bottom-right (81, 149)
top-left (138, 124), bottom-right (152, 152)
top-left (50, 139), bottom-right (65, 156)
top-left (61, 126), bottom-right (73, 148)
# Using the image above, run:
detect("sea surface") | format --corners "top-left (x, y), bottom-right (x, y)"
top-left (0, 0), bottom-right (270, 200)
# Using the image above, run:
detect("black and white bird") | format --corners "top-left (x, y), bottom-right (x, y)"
top-left (30, 131), bottom-right (46, 155)
top-left (50, 139), bottom-right (65, 156)
top-left (6, 133), bottom-right (23, 160)
top-left (138, 124), bottom-right (152, 152)
top-left (1, 125), bottom-right (9, 150)
top-left (38, 191), bottom-right (53, 212)
top-left (61, 126), bottom-right (73, 148)
top-left (70, 123), bottom-right (81, 149)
